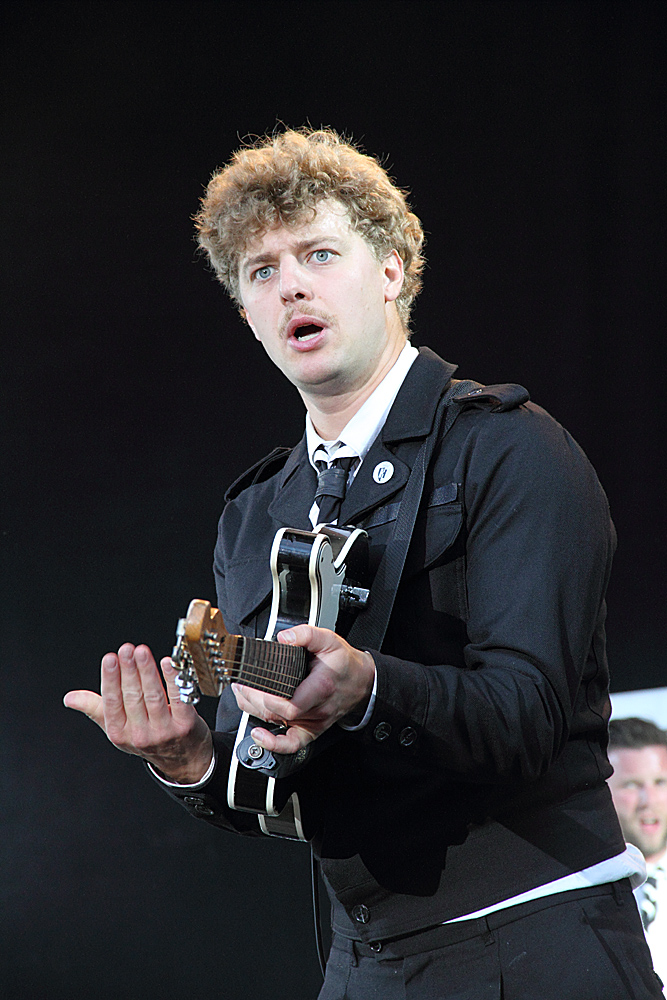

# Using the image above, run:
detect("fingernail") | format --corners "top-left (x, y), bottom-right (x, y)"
top-left (281, 630), bottom-right (296, 643)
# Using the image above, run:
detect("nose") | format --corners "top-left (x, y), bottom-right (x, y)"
top-left (279, 257), bottom-right (312, 303)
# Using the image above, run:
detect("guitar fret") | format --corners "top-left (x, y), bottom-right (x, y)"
top-left (230, 635), bottom-right (307, 697)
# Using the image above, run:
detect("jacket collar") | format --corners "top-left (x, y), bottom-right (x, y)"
top-left (381, 347), bottom-right (457, 442)
top-left (267, 348), bottom-right (458, 528)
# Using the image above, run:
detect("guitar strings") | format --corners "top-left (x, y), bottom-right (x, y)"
top-left (200, 634), bottom-right (309, 696)
top-left (235, 639), bottom-right (307, 693)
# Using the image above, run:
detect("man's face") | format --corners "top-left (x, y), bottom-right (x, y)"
top-left (237, 200), bottom-right (406, 404)
top-left (608, 744), bottom-right (667, 862)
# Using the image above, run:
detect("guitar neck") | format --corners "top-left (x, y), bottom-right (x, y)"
top-left (222, 634), bottom-right (308, 699)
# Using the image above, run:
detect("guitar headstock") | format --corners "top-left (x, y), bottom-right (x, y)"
top-left (171, 599), bottom-right (234, 703)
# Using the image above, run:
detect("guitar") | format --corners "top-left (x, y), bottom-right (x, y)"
top-left (171, 524), bottom-right (370, 841)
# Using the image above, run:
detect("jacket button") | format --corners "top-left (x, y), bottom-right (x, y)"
top-left (183, 795), bottom-right (214, 816)
top-left (399, 727), bottom-right (416, 747)
top-left (352, 904), bottom-right (370, 924)
top-left (374, 722), bottom-right (391, 742)
top-left (369, 941), bottom-right (382, 952)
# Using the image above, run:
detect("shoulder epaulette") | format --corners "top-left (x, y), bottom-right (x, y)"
top-left (224, 446), bottom-right (293, 502)
top-left (453, 383), bottom-right (530, 412)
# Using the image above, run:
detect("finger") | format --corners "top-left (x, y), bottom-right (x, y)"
top-left (63, 690), bottom-right (105, 727)
top-left (160, 657), bottom-right (200, 721)
top-left (234, 661), bottom-right (337, 722)
top-left (99, 650), bottom-right (132, 734)
top-left (232, 683), bottom-right (294, 724)
top-left (250, 723), bottom-right (315, 755)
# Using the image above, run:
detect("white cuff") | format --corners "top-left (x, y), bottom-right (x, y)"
top-left (146, 751), bottom-right (216, 789)
top-left (338, 663), bottom-right (377, 731)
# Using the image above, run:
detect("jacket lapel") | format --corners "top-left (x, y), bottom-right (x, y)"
top-left (341, 348), bottom-right (458, 525)
top-left (266, 436), bottom-right (317, 528)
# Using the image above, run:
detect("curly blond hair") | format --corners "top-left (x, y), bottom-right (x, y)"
top-left (194, 128), bottom-right (425, 328)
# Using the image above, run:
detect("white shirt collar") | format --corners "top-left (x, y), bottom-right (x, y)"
top-left (306, 342), bottom-right (419, 468)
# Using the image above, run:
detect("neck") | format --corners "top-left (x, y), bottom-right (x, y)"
top-left (302, 333), bottom-right (407, 440)
top-left (646, 846), bottom-right (667, 866)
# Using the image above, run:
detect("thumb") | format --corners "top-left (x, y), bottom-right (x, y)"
top-left (63, 690), bottom-right (105, 727)
top-left (277, 624), bottom-right (342, 655)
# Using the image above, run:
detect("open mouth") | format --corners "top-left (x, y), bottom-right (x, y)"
top-left (292, 322), bottom-right (324, 341)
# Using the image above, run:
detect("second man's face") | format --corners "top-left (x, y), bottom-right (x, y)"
top-left (608, 744), bottom-right (667, 862)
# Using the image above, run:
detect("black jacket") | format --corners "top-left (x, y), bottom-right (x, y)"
top-left (162, 347), bottom-right (625, 942)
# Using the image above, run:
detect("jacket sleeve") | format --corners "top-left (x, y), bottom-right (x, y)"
top-left (147, 720), bottom-right (265, 836)
top-left (362, 402), bottom-right (616, 785)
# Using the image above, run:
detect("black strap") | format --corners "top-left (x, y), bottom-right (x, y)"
top-left (346, 378), bottom-right (480, 652)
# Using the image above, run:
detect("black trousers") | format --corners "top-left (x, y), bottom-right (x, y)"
top-left (318, 881), bottom-right (663, 1000)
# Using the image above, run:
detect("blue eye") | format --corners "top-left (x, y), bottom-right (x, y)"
top-left (254, 265), bottom-right (274, 281)
top-left (313, 250), bottom-right (333, 263)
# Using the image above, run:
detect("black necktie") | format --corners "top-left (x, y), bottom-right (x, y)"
top-left (314, 455), bottom-right (357, 525)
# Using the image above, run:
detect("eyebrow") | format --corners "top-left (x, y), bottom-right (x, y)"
top-left (241, 235), bottom-right (346, 277)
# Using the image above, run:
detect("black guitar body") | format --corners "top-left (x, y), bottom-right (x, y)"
top-left (227, 525), bottom-right (369, 841)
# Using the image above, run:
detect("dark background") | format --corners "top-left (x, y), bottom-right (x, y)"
top-left (1, 2), bottom-right (664, 997)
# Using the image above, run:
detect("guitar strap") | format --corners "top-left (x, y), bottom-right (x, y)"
top-left (346, 377), bottom-right (482, 653)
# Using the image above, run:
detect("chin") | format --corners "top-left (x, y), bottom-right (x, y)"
top-left (633, 836), bottom-right (666, 858)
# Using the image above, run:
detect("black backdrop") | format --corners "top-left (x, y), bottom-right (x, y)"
top-left (1, 2), bottom-right (665, 998)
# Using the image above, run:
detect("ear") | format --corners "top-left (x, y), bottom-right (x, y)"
top-left (382, 250), bottom-right (404, 303)
top-left (242, 307), bottom-right (261, 340)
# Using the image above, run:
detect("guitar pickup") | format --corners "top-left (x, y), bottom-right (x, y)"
top-left (339, 584), bottom-right (370, 611)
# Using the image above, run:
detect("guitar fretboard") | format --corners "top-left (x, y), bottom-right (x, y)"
top-left (175, 599), bottom-right (313, 701)
top-left (229, 636), bottom-right (308, 698)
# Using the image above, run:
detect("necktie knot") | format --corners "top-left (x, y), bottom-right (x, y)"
top-left (314, 454), bottom-right (357, 525)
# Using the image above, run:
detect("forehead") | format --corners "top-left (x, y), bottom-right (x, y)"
top-left (609, 745), bottom-right (667, 780)
top-left (239, 199), bottom-right (358, 262)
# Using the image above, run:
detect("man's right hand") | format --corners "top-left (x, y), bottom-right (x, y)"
top-left (63, 643), bottom-right (214, 784)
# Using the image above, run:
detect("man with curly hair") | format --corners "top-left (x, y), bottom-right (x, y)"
top-left (66, 129), bottom-right (661, 998)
